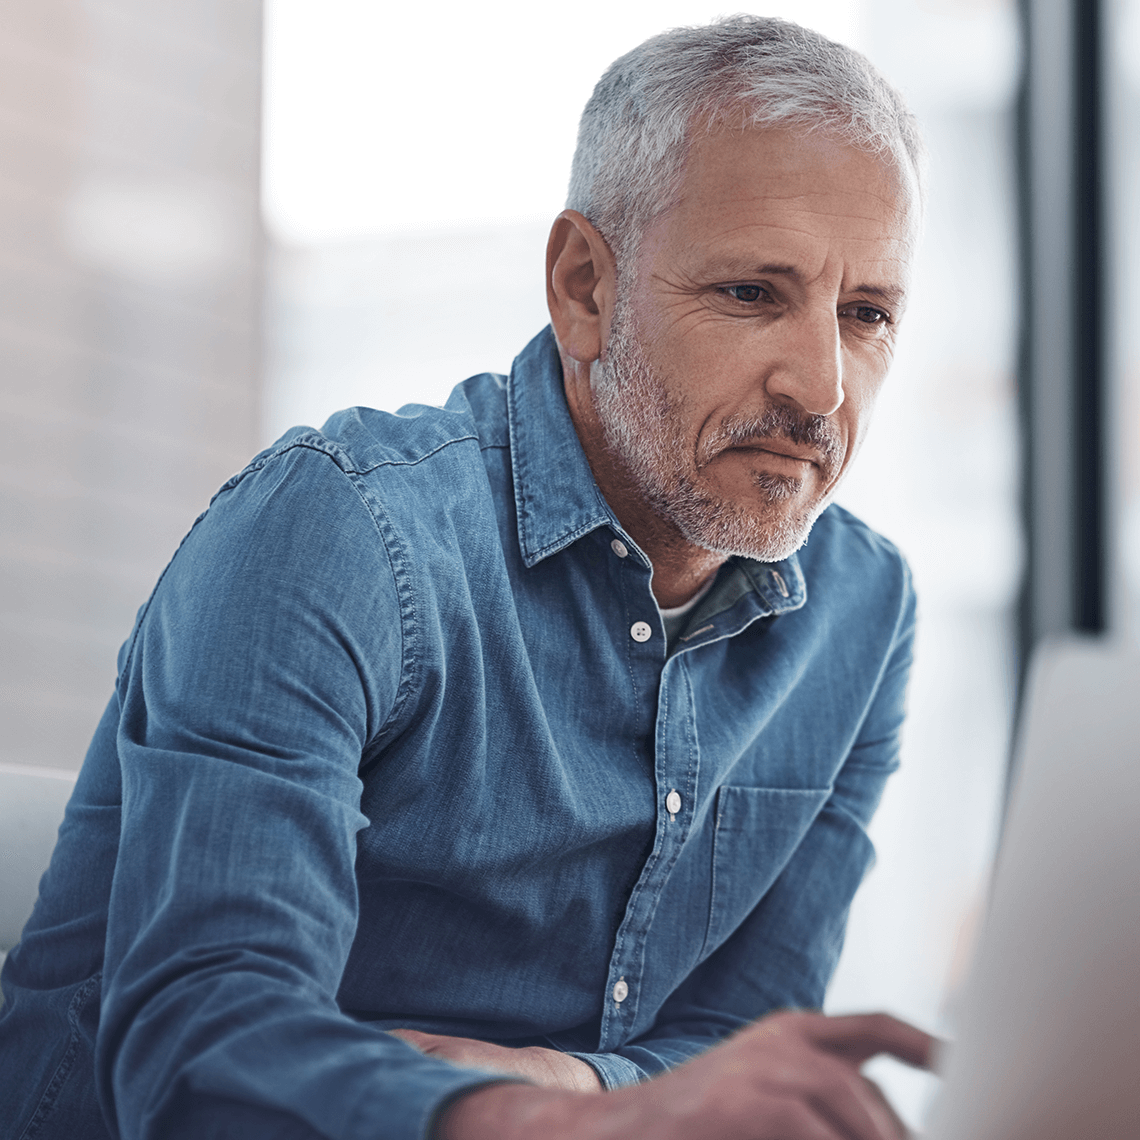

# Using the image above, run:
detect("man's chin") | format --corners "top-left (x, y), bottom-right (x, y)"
top-left (674, 499), bottom-right (823, 564)
top-left (703, 531), bottom-right (811, 564)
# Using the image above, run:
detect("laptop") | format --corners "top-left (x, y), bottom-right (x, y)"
top-left (923, 637), bottom-right (1140, 1139)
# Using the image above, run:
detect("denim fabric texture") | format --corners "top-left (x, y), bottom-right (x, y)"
top-left (0, 326), bottom-right (916, 1140)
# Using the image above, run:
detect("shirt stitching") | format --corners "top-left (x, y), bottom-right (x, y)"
top-left (341, 469), bottom-right (420, 761)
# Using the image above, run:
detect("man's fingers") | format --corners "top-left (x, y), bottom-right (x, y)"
top-left (863, 1077), bottom-right (912, 1139)
top-left (802, 1061), bottom-right (909, 1140)
top-left (765, 1096), bottom-right (856, 1140)
top-left (714, 1014), bottom-right (919, 1140)
top-left (797, 1012), bottom-right (937, 1069)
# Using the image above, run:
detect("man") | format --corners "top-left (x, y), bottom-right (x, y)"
top-left (1, 16), bottom-right (933, 1140)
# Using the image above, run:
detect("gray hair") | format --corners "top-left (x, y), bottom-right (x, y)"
top-left (566, 14), bottom-right (925, 264)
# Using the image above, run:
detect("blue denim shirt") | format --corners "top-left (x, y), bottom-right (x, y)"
top-left (1, 327), bottom-right (915, 1140)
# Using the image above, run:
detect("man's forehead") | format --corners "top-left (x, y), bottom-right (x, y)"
top-left (691, 117), bottom-right (919, 202)
top-left (646, 125), bottom-right (918, 287)
top-left (680, 124), bottom-right (914, 212)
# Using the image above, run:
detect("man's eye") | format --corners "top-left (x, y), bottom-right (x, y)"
top-left (849, 305), bottom-right (889, 325)
top-left (723, 284), bottom-right (765, 303)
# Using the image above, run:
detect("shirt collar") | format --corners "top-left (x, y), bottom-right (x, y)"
top-left (508, 326), bottom-right (615, 567)
top-left (505, 325), bottom-right (806, 618)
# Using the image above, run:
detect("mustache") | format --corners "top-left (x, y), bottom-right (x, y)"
top-left (703, 405), bottom-right (843, 471)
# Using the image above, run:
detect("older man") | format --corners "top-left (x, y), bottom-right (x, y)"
top-left (1, 16), bottom-right (931, 1140)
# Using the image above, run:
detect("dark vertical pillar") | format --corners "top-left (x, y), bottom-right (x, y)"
top-left (1017, 0), bottom-right (1107, 675)
top-left (1071, 1), bottom-right (1107, 633)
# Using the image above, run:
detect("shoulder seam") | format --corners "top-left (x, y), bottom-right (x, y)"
top-left (219, 431), bottom-right (484, 487)
top-left (338, 467), bottom-right (421, 758)
top-left (119, 447), bottom-right (417, 750)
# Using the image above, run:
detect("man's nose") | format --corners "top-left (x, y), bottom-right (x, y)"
top-left (763, 309), bottom-right (844, 417)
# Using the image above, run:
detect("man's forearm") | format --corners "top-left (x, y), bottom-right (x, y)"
top-left (435, 1083), bottom-right (620, 1140)
top-left (435, 1010), bottom-right (936, 1140)
top-left (391, 1030), bottom-right (602, 1092)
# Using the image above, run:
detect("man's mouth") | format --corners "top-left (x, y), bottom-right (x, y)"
top-left (730, 439), bottom-right (821, 466)
top-left (703, 407), bottom-right (843, 478)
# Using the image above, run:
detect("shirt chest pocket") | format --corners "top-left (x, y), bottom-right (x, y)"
top-left (701, 783), bottom-right (831, 960)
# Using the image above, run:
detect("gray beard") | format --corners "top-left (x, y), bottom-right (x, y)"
top-left (591, 292), bottom-right (844, 563)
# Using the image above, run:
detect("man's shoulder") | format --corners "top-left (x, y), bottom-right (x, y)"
top-left (810, 502), bottom-right (907, 563)
top-left (207, 373), bottom-right (521, 581)
top-left (276, 371), bottom-right (510, 477)
top-left (213, 372), bottom-right (511, 515)
top-left (799, 502), bottom-right (913, 604)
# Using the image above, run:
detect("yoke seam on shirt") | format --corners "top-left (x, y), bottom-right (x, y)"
top-left (342, 433), bottom-right (480, 474)
top-left (228, 433), bottom-right (482, 480)
top-left (119, 440), bottom-right (417, 745)
top-left (338, 467), bottom-right (420, 759)
top-left (119, 439), bottom-right (348, 682)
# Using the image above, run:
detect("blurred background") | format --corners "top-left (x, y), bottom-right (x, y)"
top-left (1, 0), bottom-right (1134, 1128)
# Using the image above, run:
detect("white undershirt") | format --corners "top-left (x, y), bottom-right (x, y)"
top-left (658, 575), bottom-right (716, 646)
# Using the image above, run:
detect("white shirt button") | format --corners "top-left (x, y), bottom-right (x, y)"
top-left (630, 621), bottom-right (652, 643)
top-left (610, 538), bottom-right (629, 558)
top-left (612, 978), bottom-right (629, 1003)
top-left (666, 790), bottom-right (682, 815)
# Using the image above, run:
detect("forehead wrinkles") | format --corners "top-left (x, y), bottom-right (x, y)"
top-left (698, 180), bottom-right (906, 220)
top-left (692, 193), bottom-right (910, 251)
top-left (656, 129), bottom-right (916, 270)
top-left (650, 182), bottom-right (913, 269)
top-left (680, 125), bottom-right (910, 205)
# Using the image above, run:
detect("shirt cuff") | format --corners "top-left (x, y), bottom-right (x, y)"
top-left (349, 1067), bottom-right (527, 1140)
top-left (567, 1051), bottom-right (646, 1090)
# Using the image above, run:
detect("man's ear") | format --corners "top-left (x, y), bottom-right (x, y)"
top-left (546, 210), bottom-right (617, 365)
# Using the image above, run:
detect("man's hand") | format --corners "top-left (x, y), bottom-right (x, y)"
top-left (389, 1028), bottom-right (602, 1092)
top-left (436, 1009), bottom-right (937, 1140)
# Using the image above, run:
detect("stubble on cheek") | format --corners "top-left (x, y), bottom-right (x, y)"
top-left (592, 295), bottom-right (846, 561)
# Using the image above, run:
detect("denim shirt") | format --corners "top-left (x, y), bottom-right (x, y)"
top-left (0, 327), bottom-right (915, 1140)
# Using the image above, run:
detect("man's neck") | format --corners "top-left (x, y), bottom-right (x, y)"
top-left (561, 355), bottom-right (726, 609)
top-left (635, 520), bottom-right (725, 609)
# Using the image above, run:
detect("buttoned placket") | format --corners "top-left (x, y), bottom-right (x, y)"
top-left (600, 648), bottom-right (701, 1048)
top-left (594, 529), bottom-right (703, 1049)
top-left (594, 534), bottom-right (807, 1051)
